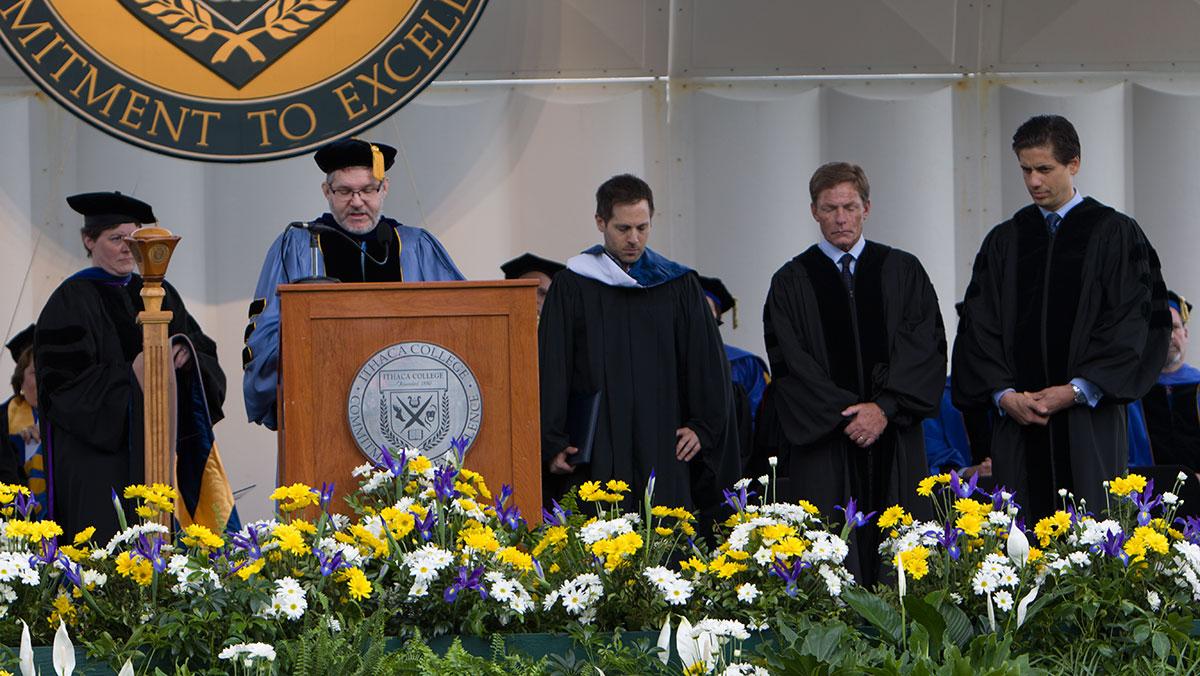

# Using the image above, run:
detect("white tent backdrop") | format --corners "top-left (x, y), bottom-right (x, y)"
top-left (2, 0), bottom-right (1198, 521)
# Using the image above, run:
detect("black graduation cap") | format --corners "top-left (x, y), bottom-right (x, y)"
top-left (4, 324), bottom-right (34, 362)
top-left (698, 275), bottom-right (737, 327)
top-left (66, 192), bottom-right (156, 229)
top-left (314, 138), bottom-right (397, 181)
top-left (1169, 290), bottom-right (1192, 324)
top-left (501, 253), bottom-right (565, 280)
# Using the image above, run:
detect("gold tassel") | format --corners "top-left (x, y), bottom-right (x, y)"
top-left (1180, 294), bottom-right (1190, 324)
top-left (370, 144), bottom-right (385, 181)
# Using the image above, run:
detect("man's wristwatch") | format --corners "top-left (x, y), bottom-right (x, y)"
top-left (1070, 383), bottom-right (1087, 406)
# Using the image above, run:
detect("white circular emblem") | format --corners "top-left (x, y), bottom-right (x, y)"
top-left (347, 341), bottom-right (482, 464)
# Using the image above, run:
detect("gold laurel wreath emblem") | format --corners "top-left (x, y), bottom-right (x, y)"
top-left (132, 0), bottom-right (337, 64)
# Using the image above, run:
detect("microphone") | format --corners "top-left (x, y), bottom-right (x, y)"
top-left (288, 221), bottom-right (341, 235)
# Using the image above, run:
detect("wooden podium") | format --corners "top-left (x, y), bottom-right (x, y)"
top-left (276, 280), bottom-right (542, 521)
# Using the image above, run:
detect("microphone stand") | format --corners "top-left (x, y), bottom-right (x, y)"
top-left (291, 222), bottom-right (339, 284)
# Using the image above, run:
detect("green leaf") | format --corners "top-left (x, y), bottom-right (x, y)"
top-left (1151, 631), bottom-right (1170, 660)
top-left (842, 587), bottom-right (903, 646)
top-left (938, 602), bottom-right (974, 649)
top-left (1131, 623), bottom-right (1151, 644)
top-left (904, 596), bottom-right (946, 656)
top-left (800, 621), bottom-right (845, 662)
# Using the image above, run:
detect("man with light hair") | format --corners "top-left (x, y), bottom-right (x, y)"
top-left (243, 138), bottom-right (463, 430)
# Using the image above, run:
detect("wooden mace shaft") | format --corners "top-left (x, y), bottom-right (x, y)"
top-left (138, 285), bottom-right (174, 532)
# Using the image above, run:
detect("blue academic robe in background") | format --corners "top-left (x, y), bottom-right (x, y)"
top-left (1127, 363), bottom-right (1200, 468)
top-left (725, 344), bottom-right (768, 424)
top-left (922, 377), bottom-right (972, 473)
top-left (242, 216), bottom-right (463, 430)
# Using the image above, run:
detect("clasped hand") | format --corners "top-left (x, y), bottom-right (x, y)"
top-left (842, 402), bottom-right (887, 448)
top-left (999, 384), bottom-right (1076, 425)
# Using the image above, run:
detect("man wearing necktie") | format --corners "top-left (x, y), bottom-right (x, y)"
top-left (762, 162), bottom-right (946, 585)
top-left (952, 115), bottom-right (1171, 521)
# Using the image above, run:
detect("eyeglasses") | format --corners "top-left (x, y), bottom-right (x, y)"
top-left (328, 184), bottom-right (382, 200)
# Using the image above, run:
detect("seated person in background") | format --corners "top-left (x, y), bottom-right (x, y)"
top-left (698, 275), bottom-right (769, 469)
top-left (0, 327), bottom-right (44, 510)
top-left (1128, 291), bottom-right (1200, 472)
top-left (501, 253), bottom-right (564, 316)
top-left (923, 375), bottom-right (993, 478)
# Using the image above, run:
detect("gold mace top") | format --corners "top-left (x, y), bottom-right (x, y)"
top-left (125, 227), bottom-right (181, 283)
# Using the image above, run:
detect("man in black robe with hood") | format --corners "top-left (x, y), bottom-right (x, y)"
top-left (953, 115), bottom-right (1171, 521)
top-left (763, 162), bottom-right (946, 585)
top-left (538, 174), bottom-right (739, 514)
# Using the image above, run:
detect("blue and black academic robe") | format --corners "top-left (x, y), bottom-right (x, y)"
top-left (538, 247), bottom-right (741, 513)
top-left (1127, 363), bottom-right (1200, 471)
top-left (764, 241), bottom-right (945, 585)
top-left (953, 198), bottom-right (1171, 520)
top-left (242, 215), bottom-right (464, 430)
top-left (35, 269), bottom-right (237, 542)
top-left (923, 377), bottom-right (973, 474)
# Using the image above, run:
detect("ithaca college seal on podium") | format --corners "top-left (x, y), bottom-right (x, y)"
top-left (347, 341), bottom-right (481, 463)
top-left (0, 0), bottom-right (488, 161)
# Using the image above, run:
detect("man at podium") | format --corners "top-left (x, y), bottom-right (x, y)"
top-left (538, 174), bottom-right (740, 512)
top-left (242, 138), bottom-right (464, 430)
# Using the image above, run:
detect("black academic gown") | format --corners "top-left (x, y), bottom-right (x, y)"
top-left (763, 242), bottom-right (946, 585)
top-left (952, 198), bottom-right (1170, 520)
top-left (538, 270), bottom-right (741, 513)
top-left (1140, 377), bottom-right (1200, 472)
top-left (35, 272), bottom-right (226, 542)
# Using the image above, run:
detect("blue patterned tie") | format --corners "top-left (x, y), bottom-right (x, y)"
top-left (839, 253), bottom-right (855, 298)
top-left (1045, 212), bottom-right (1062, 236)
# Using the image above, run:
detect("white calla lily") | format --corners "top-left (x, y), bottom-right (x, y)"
top-left (19, 620), bottom-right (34, 676)
top-left (986, 592), bottom-right (996, 633)
top-left (1016, 584), bottom-right (1041, 628)
top-left (1007, 523), bottom-right (1030, 568)
top-left (656, 615), bottom-right (672, 665)
top-left (117, 659), bottom-right (135, 676)
top-left (896, 553), bottom-right (907, 598)
top-left (53, 619), bottom-right (75, 675)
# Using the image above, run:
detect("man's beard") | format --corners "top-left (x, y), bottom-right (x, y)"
top-left (1165, 346), bottom-right (1183, 370)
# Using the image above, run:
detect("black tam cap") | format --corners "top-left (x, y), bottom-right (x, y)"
top-left (67, 192), bottom-right (156, 229)
top-left (698, 275), bottom-right (735, 314)
top-left (4, 324), bottom-right (34, 362)
top-left (314, 138), bottom-right (397, 181)
top-left (1169, 290), bottom-right (1192, 324)
top-left (501, 253), bottom-right (565, 280)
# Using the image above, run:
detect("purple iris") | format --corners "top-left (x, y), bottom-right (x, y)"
top-left (414, 509), bottom-right (436, 542)
top-left (58, 555), bottom-right (82, 588)
top-left (432, 466), bottom-right (459, 502)
top-left (770, 557), bottom-right (812, 597)
top-left (1100, 529), bottom-right (1130, 566)
top-left (1130, 480), bottom-right (1162, 527)
top-left (925, 522), bottom-right (964, 560)
top-left (834, 497), bottom-right (876, 530)
top-left (1176, 516), bottom-right (1200, 545)
top-left (230, 524), bottom-right (265, 559)
top-left (723, 485), bottom-right (756, 512)
top-left (493, 485), bottom-right (523, 531)
top-left (542, 500), bottom-right (571, 527)
top-left (314, 482), bottom-right (336, 512)
top-left (450, 436), bottom-right (470, 464)
top-left (13, 491), bottom-right (35, 520)
top-left (949, 470), bottom-right (979, 499)
top-left (28, 537), bottom-right (60, 570)
top-left (443, 565), bottom-right (487, 602)
top-left (134, 534), bottom-right (168, 573)
top-left (988, 485), bottom-right (1019, 512)
top-left (315, 549), bottom-right (345, 577)
top-left (378, 446), bottom-right (408, 477)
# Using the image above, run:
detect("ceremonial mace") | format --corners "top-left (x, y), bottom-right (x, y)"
top-left (127, 227), bottom-right (181, 532)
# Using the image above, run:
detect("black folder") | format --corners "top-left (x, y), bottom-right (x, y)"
top-left (566, 391), bottom-right (602, 465)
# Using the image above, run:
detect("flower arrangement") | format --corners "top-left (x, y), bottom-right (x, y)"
top-left (0, 444), bottom-right (1198, 673)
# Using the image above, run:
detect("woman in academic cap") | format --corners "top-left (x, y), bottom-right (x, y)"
top-left (0, 326), bottom-right (40, 496)
top-left (34, 192), bottom-right (227, 542)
